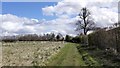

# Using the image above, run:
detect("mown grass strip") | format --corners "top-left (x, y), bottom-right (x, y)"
top-left (47, 43), bottom-right (86, 66)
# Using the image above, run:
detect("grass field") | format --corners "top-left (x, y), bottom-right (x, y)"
top-left (2, 41), bottom-right (65, 66)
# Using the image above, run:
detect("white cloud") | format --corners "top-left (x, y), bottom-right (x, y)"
top-left (42, 2), bottom-right (81, 17)
top-left (1, 22), bottom-right (22, 32)
top-left (0, 14), bottom-right (39, 36)
top-left (0, 14), bottom-right (78, 36)
top-left (42, 6), bottom-right (55, 16)
top-left (62, 0), bottom-right (119, 2)
top-left (91, 6), bottom-right (118, 27)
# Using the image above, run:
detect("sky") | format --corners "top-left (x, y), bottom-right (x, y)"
top-left (0, 0), bottom-right (119, 36)
top-left (2, 2), bottom-right (57, 20)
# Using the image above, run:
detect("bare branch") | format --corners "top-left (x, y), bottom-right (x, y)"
top-left (76, 7), bottom-right (95, 35)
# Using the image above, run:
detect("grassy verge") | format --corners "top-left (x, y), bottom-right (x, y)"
top-left (82, 46), bottom-right (120, 66)
top-left (76, 45), bottom-right (101, 66)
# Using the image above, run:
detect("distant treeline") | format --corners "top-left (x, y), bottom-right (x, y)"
top-left (2, 33), bottom-right (64, 42)
top-left (2, 32), bottom-right (86, 43)
top-left (88, 27), bottom-right (120, 53)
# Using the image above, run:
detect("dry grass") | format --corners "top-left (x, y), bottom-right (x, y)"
top-left (2, 41), bottom-right (65, 66)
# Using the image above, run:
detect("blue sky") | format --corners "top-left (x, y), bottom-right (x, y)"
top-left (2, 2), bottom-right (57, 20)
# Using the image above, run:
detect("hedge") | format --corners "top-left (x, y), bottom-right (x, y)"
top-left (88, 27), bottom-right (120, 53)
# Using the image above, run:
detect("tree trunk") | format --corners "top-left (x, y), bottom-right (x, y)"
top-left (83, 17), bottom-right (87, 35)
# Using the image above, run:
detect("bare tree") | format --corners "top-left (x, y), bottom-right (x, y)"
top-left (76, 7), bottom-right (95, 35)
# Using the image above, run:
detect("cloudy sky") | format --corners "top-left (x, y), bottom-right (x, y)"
top-left (0, 0), bottom-right (119, 36)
